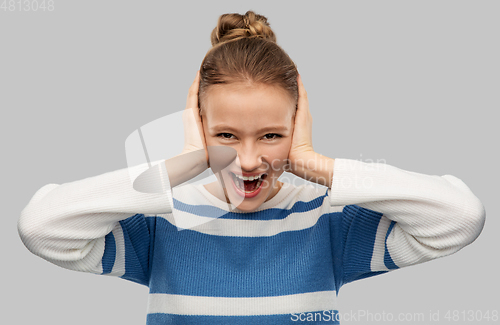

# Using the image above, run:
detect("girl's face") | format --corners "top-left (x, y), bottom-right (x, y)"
top-left (202, 83), bottom-right (295, 212)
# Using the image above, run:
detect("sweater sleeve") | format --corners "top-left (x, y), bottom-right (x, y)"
top-left (327, 158), bottom-right (486, 286)
top-left (17, 160), bottom-right (173, 286)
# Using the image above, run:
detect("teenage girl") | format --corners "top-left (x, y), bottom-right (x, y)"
top-left (18, 10), bottom-right (486, 325)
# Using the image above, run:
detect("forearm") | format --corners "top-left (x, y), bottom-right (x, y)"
top-left (18, 160), bottom-right (172, 270)
top-left (290, 151), bottom-right (335, 188)
top-left (329, 158), bottom-right (486, 265)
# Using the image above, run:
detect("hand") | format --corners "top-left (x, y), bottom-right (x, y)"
top-left (288, 74), bottom-right (315, 170)
top-left (181, 70), bottom-right (210, 167)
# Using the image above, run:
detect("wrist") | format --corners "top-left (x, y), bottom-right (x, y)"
top-left (166, 150), bottom-right (209, 188)
top-left (289, 151), bottom-right (335, 188)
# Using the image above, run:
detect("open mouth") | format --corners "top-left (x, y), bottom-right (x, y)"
top-left (229, 172), bottom-right (268, 196)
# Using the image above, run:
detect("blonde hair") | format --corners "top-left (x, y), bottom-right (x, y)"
top-left (198, 10), bottom-right (298, 116)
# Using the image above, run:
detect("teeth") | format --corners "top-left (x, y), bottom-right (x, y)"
top-left (231, 173), bottom-right (264, 193)
top-left (234, 173), bottom-right (265, 181)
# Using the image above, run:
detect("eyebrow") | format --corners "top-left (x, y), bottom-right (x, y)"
top-left (210, 125), bottom-right (289, 133)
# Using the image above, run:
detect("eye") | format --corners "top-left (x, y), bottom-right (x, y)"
top-left (263, 133), bottom-right (282, 140)
top-left (216, 133), bottom-right (236, 140)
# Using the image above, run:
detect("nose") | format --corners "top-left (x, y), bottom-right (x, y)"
top-left (234, 142), bottom-right (264, 172)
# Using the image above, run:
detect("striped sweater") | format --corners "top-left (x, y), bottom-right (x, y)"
top-left (17, 158), bottom-right (486, 324)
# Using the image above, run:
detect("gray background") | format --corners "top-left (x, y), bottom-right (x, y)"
top-left (2, 1), bottom-right (498, 324)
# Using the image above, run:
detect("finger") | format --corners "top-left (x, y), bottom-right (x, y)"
top-left (297, 74), bottom-right (304, 94)
top-left (297, 74), bottom-right (308, 108)
top-left (186, 70), bottom-right (201, 110)
top-left (297, 74), bottom-right (308, 105)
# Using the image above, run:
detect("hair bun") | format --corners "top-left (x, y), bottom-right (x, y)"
top-left (210, 10), bottom-right (276, 46)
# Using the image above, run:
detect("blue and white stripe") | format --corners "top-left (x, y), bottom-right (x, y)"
top-left (99, 183), bottom-right (398, 324)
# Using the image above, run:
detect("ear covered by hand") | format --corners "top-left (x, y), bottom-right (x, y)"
top-left (181, 71), bottom-right (210, 165)
top-left (288, 74), bottom-right (315, 165)
top-left (181, 70), bottom-right (237, 173)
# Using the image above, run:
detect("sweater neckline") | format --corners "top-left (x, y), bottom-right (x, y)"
top-left (194, 181), bottom-right (296, 213)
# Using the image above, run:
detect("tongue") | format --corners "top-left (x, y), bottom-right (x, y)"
top-left (244, 179), bottom-right (259, 192)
